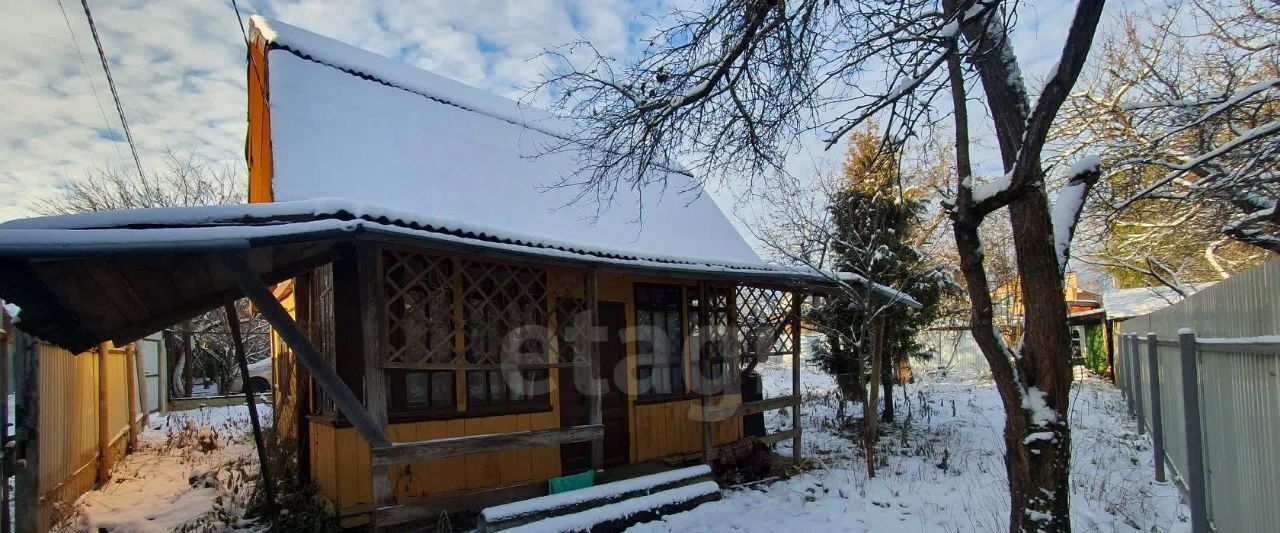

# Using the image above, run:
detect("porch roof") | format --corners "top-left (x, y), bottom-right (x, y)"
top-left (0, 201), bottom-right (915, 352)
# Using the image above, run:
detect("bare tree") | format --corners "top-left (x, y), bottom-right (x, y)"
top-left (33, 148), bottom-right (244, 215)
top-left (542, 1), bottom-right (1105, 529)
top-left (36, 148), bottom-right (268, 396)
top-left (1057, 0), bottom-right (1279, 262)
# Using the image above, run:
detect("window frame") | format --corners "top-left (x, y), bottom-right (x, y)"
top-left (634, 283), bottom-right (688, 399)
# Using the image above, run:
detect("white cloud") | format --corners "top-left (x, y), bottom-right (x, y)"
top-left (0, 0), bottom-right (1103, 226)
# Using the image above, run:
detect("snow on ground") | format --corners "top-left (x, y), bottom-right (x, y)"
top-left (52, 360), bottom-right (1187, 532)
top-left (55, 403), bottom-right (272, 533)
top-left (630, 361), bottom-right (1190, 532)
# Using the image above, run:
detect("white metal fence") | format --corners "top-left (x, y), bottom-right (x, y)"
top-left (1116, 259), bottom-right (1280, 533)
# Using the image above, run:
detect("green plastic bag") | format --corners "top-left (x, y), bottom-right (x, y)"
top-left (548, 469), bottom-right (595, 494)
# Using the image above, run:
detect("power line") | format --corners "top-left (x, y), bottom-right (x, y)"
top-left (57, 0), bottom-right (124, 163)
top-left (79, 0), bottom-right (146, 181)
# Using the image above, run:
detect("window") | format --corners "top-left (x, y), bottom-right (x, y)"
top-left (635, 284), bottom-right (685, 397)
top-left (463, 261), bottom-right (550, 408)
top-left (384, 250), bottom-right (456, 413)
top-left (689, 285), bottom-right (734, 392)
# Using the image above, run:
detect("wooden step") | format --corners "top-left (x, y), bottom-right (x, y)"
top-left (498, 481), bottom-right (721, 533)
top-left (477, 465), bottom-right (715, 532)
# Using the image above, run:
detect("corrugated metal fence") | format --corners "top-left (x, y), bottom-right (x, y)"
top-left (1116, 259), bottom-right (1280, 533)
top-left (5, 328), bottom-right (146, 532)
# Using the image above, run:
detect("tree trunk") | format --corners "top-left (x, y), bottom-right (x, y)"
top-left (1004, 190), bottom-right (1074, 532)
top-left (864, 316), bottom-right (886, 478)
top-left (881, 354), bottom-right (895, 423)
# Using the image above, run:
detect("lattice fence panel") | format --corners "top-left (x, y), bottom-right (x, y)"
top-left (736, 285), bottom-right (798, 358)
top-left (384, 249), bottom-right (456, 364)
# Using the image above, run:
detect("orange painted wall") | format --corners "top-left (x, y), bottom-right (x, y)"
top-left (246, 37), bottom-right (272, 204)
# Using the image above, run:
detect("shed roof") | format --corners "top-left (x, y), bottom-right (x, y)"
top-left (249, 16), bottom-right (763, 271)
top-left (1101, 283), bottom-right (1215, 320)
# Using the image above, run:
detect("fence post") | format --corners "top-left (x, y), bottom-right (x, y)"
top-left (1131, 334), bottom-right (1145, 435)
top-left (13, 332), bottom-right (37, 533)
top-left (1179, 330), bottom-right (1210, 533)
top-left (1146, 333), bottom-right (1165, 482)
top-left (1120, 333), bottom-right (1131, 408)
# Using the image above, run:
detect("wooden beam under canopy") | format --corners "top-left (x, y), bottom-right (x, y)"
top-left (216, 252), bottom-right (391, 448)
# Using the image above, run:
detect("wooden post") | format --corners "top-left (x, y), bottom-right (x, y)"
top-left (1146, 332), bottom-right (1165, 482)
top-left (1179, 330), bottom-right (1210, 533)
top-left (1, 307), bottom-right (11, 533)
top-left (217, 252), bottom-right (390, 448)
top-left (355, 244), bottom-right (394, 520)
top-left (865, 314), bottom-right (885, 478)
top-left (586, 270), bottom-right (603, 472)
top-left (698, 282), bottom-right (713, 463)
top-left (132, 341), bottom-right (148, 430)
top-left (96, 342), bottom-right (111, 484)
top-left (790, 291), bottom-right (802, 467)
top-left (13, 331), bottom-right (37, 533)
top-left (226, 303), bottom-right (277, 526)
top-left (124, 343), bottom-right (139, 451)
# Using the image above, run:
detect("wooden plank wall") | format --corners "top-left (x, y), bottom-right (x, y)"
top-left (310, 413), bottom-right (561, 527)
top-left (32, 340), bottom-right (141, 530)
top-left (633, 397), bottom-right (742, 461)
top-left (308, 271), bottom-right (743, 526)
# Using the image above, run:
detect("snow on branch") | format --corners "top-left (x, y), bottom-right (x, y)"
top-left (1051, 155), bottom-right (1101, 272)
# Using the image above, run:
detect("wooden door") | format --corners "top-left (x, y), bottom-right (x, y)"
top-left (560, 301), bottom-right (630, 472)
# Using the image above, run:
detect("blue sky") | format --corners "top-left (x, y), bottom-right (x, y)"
top-left (0, 0), bottom-right (1098, 224)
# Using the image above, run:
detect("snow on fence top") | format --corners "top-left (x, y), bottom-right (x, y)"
top-left (246, 16), bottom-right (762, 270)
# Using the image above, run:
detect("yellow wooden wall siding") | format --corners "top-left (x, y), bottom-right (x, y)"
top-left (246, 37), bottom-right (273, 204)
top-left (310, 413), bottom-right (561, 527)
top-left (271, 283), bottom-right (299, 439)
top-left (35, 341), bottom-right (142, 531)
top-left (632, 396), bottom-right (743, 462)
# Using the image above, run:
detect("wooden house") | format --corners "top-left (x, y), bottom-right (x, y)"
top-left (0, 16), bottom-right (917, 530)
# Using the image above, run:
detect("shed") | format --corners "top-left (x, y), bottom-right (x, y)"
top-left (0, 15), bottom-right (917, 529)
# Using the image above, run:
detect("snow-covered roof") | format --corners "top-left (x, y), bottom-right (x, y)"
top-left (1101, 283), bottom-right (1215, 320)
top-left (0, 200), bottom-right (796, 276)
top-left (247, 16), bottom-right (761, 270)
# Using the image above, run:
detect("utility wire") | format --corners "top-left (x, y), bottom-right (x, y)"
top-left (228, 0), bottom-right (267, 109)
top-left (57, 0), bottom-right (124, 163)
top-left (79, 0), bottom-right (146, 181)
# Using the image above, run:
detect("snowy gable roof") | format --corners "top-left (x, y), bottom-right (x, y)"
top-left (249, 16), bottom-right (762, 269)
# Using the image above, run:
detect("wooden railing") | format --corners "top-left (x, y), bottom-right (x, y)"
top-left (370, 424), bottom-right (603, 466)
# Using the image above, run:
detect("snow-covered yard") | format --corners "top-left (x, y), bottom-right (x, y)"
top-left (54, 404), bottom-right (272, 533)
top-left (55, 364), bottom-right (1187, 532)
top-left (631, 361), bottom-right (1190, 532)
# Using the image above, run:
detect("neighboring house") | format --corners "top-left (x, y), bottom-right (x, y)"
top-left (0, 16), bottom-right (913, 530)
top-left (990, 271), bottom-right (1101, 340)
top-left (1068, 283), bottom-right (1214, 378)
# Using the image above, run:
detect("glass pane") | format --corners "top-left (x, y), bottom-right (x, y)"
top-left (406, 372), bottom-right (431, 407)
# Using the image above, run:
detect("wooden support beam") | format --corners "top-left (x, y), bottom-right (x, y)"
top-left (698, 282), bottom-right (713, 463)
top-left (226, 303), bottom-right (277, 525)
top-left (96, 342), bottom-right (111, 484)
top-left (371, 424), bottom-right (604, 466)
top-left (586, 270), bottom-right (604, 473)
top-left (790, 291), bottom-right (803, 467)
top-left (355, 243), bottom-right (394, 516)
top-left (216, 252), bottom-right (390, 448)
